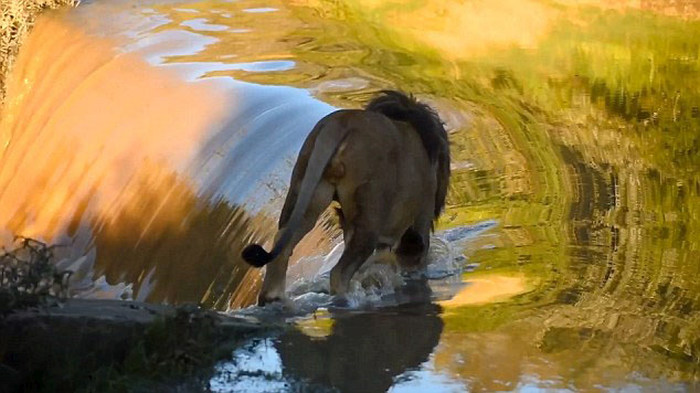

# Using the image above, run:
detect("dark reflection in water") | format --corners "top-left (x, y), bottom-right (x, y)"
top-left (277, 303), bottom-right (443, 393)
top-left (210, 295), bottom-right (448, 393)
top-left (91, 168), bottom-right (273, 308)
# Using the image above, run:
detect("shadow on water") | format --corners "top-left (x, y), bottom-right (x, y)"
top-left (2, 0), bottom-right (700, 390)
top-left (211, 300), bottom-right (445, 393)
top-left (277, 304), bottom-right (443, 393)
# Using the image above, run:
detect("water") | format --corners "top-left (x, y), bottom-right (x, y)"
top-left (1, 0), bottom-right (699, 390)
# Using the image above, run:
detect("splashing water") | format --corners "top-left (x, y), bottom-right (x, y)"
top-left (235, 220), bottom-right (496, 317)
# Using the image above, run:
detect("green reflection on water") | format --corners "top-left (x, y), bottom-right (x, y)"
top-left (139, 0), bottom-right (700, 387)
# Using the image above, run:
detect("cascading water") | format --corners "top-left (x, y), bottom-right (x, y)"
top-left (0, 6), bottom-right (480, 311)
top-left (0, 13), bottom-right (342, 308)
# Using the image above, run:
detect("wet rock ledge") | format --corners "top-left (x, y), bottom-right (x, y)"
top-left (0, 298), bottom-right (268, 393)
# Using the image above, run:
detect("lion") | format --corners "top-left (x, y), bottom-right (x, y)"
top-left (242, 91), bottom-right (450, 305)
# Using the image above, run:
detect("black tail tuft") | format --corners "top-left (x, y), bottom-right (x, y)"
top-left (242, 244), bottom-right (274, 267)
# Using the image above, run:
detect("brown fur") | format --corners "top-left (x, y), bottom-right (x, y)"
top-left (242, 91), bottom-right (450, 305)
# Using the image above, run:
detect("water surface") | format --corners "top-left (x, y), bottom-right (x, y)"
top-left (1, 0), bottom-right (699, 390)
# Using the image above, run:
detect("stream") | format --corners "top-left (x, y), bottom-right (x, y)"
top-left (1, 0), bottom-right (699, 391)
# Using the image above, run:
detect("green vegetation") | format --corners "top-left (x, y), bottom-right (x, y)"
top-left (76, 307), bottom-right (244, 393)
top-left (0, 237), bottom-right (70, 315)
top-left (2, 302), bottom-right (259, 393)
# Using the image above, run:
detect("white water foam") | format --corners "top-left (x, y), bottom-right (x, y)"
top-left (241, 220), bottom-right (497, 316)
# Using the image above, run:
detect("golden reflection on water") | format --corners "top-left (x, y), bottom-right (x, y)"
top-left (438, 274), bottom-right (530, 308)
top-left (294, 309), bottom-right (335, 338)
top-left (343, 0), bottom-right (556, 59)
top-left (0, 15), bottom-right (278, 307)
top-left (0, 16), bottom-right (226, 242)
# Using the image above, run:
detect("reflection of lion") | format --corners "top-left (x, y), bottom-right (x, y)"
top-left (277, 302), bottom-right (443, 392)
top-left (242, 91), bottom-right (450, 305)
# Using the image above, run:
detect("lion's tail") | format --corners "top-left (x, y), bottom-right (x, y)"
top-left (241, 122), bottom-right (351, 268)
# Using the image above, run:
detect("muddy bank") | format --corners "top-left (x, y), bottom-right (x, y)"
top-left (0, 299), bottom-right (270, 393)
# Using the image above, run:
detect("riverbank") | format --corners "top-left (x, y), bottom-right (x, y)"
top-left (0, 0), bottom-right (77, 107)
top-left (1, 298), bottom-right (270, 393)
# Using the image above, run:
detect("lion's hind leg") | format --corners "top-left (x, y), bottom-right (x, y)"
top-left (259, 181), bottom-right (334, 305)
top-left (396, 214), bottom-right (432, 272)
top-left (330, 227), bottom-right (378, 296)
top-left (396, 227), bottom-right (425, 267)
top-left (329, 182), bottom-right (385, 295)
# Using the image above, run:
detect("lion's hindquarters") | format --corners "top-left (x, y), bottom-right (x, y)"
top-left (326, 119), bottom-right (438, 292)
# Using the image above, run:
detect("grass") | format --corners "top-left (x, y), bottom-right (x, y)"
top-left (76, 306), bottom-right (244, 393)
top-left (0, 0), bottom-right (77, 106)
top-left (4, 302), bottom-right (252, 393)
